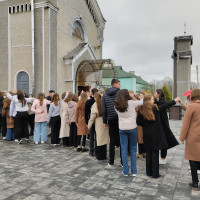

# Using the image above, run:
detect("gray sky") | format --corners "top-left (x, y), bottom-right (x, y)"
top-left (98, 0), bottom-right (200, 83)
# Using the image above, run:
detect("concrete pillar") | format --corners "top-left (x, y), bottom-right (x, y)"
top-left (172, 35), bottom-right (193, 100)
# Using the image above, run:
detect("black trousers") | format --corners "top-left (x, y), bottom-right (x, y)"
top-left (161, 148), bottom-right (167, 159)
top-left (2, 117), bottom-right (7, 137)
top-left (15, 112), bottom-right (29, 140)
top-left (189, 160), bottom-right (200, 184)
top-left (138, 144), bottom-right (145, 154)
top-left (28, 114), bottom-right (35, 135)
top-left (108, 119), bottom-right (121, 165)
top-left (69, 122), bottom-right (77, 147)
top-left (89, 124), bottom-right (96, 154)
top-left (51, 116), bottom-right (61, 144)
top-left (96, 145), bottom-right (107, 160)
top-left (146, 150), bottom-right (159, 178)
top-left (63, 137), bottom-right (69, 146)
top-left (77, 135), bottom-right (86, 146)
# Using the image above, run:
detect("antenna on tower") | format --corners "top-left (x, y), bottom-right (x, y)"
top-left (184, 21), bottom-right (186, 35)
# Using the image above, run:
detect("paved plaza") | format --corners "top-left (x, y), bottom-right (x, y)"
top-left (0, 120), bottom-right (199, 200)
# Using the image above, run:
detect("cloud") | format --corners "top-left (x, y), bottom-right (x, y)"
top-left (98, 0), bottom-right (200, 82)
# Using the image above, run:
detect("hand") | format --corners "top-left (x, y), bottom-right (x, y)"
top-left (76, 123), bottom-right (78, 127)
top-left (41, 110), bottom-right (45, 113)
top-left (174, 97), bottom-right (180, 103)
top-left (86, 125), bottom-right (88, 128)
top-left (104, 124), bottom-right (108, 128)
top-left (180, 140), bottom-right (184, 144)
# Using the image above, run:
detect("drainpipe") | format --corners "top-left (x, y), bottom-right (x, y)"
top-left (31, 0), bottom-right (35, 95)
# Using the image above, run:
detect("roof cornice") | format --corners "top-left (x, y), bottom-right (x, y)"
top-left (85, 0), bottom-right (106, 29)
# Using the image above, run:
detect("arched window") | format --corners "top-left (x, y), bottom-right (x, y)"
top-left (72, 21), bottom-right (85, 41)
top-left (17, 71), bottom-right (29, 95)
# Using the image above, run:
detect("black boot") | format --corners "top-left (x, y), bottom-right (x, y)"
top-left (189, 182), bottom-right (198, 191)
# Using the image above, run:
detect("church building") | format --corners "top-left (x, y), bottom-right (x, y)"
top-left (0, 0), bottom-right (106, 95)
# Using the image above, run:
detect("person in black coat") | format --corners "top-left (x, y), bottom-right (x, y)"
top-left (85, 88), bottom-right (98, 156)
top-left (137, 94), bottom-right (180, 178)
top-left (102, 79), bottom-right (121, 166)
top-left (154, 89), bottom-right (179, 165)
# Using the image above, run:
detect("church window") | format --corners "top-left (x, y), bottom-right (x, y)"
top-left (25, 4), bottom-right (28, 11)
top-left (17, 5), bottom-right (20, 12)
top-left (13, 6), bottom-right (15, 13)
top-left (9, 7), bottom-right (11, 14)
top-left (21, 5), bottom-right (24, 12)
top-left (72, 21), bottom-right (84, 41)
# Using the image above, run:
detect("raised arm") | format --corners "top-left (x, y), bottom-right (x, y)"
top-left (157, 100), bottom-right (176, 111)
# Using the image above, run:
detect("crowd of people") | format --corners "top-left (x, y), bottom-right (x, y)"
top-left (0, 78), bottom-right (199, 191)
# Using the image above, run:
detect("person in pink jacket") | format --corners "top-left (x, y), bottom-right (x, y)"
top-left (31, 93), bottom-right (51, 144)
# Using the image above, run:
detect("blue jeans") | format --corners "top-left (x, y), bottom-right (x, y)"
top-left (119, 128), bottom-right (137, 175)
top-left (34, 122), bottom-right (47, 142)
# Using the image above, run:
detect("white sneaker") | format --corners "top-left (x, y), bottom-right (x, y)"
top-left (107, 163), bottom-right (114, 167)
top-left (15, 139), bottom-right (18, 142)
top-left (41, 141), bottom-right (44, 144)
top-left (189, 170), bottom-right (200, 175)
top-left (122, 172), bottom-right (128, 177)
top-left (131, 174), bottom-right (137, 177)
top-left (188, 166), bottom-right (191, 170)
top-left (18, 140), bottom-right (23, 144)
top-left (3, 137), bottom-right (6, 140)
top-left (35, 142), bottom-right (38, 144)
top-left (159, 158), bottom-right (167, 165)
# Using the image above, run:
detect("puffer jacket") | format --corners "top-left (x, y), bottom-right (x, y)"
top-left (102, 87), bottom-right (120, 124)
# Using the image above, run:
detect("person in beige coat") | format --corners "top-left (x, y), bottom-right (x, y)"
top-left (75, 92), bottom-right (89, 152)
top-left (179, 89), bottom-right (200, 191)
top-left (88, 92), bottom-right (110, 160)
top-left (59, 92), bottom-right (73, 147)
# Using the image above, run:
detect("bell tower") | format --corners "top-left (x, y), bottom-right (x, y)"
top-left (172, 35), bottom-right (193, 99)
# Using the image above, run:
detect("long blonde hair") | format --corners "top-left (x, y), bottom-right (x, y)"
top-left (77, 92), bottom-right (88, 111)
top-left (37, 93), bottom-right (45, 106)
top-left (52, 93), bottom-right (60, 106)
top-left (139, 94), bottom-right (156, 121)
top-left (94, 92), bottom-right (102, 116)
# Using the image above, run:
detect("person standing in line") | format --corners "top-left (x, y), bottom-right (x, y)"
top-left (59, 92), bottom-right (72, 147)
top-left (88, 92), bottom-right (110, 160)
top-left (0, 92), bottom-right (6, 140)
top-left (31, 93), bottom-right (51, 144)
top-left (75, 92), bottom-right (89, 152)
top-left (179, 89), bottom-right (200, 191)
top-left (5, 90), bottom-right (34, 144)
top-left (137, 94), bottom-right (179, 178)
top-left (9, 92), bottom-right (17, 141)
top-left (102, 79), bottom-right (121, 166)
top-left (137, 92), bottom-right (146, 159)
top-left (114, 89), bottom-right (143, 176)
top-left (85, 88), bottom-right (98, 156)
top-left (0, 92), bottom-right (4, 139)
top-left (48, 93), bottom-right (61, 146)
top-left (28, 94), bottom-right (35, 136)
top-left (66, 94), bottom-right (78, 148)
top-left (2, 93), bottom-right (14, 141)
top-left (46, 90), bottom-right (55, 138)
top-left (154, 89), bottom-right (179, 165)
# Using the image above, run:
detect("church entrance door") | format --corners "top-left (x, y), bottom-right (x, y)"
top-left (17, 71), bottom-right (29, 95)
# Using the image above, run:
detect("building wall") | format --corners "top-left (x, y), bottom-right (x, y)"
top-left (10, 11), bottom-right (32, 92)
top-left (57, 0), bottom-right (103, 94)
top-left (0, 0), bottom-right (31, 91)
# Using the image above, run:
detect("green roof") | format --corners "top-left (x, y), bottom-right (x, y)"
top-left (136, 76), bottom-right (149, 85)
top-left (102, 66), bottom-right (136, 78)
top-left (102, 66), bottom-right (150, 85)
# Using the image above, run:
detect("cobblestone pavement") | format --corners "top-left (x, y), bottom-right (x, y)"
top-left (0, 120), bottom-right (199, 200)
